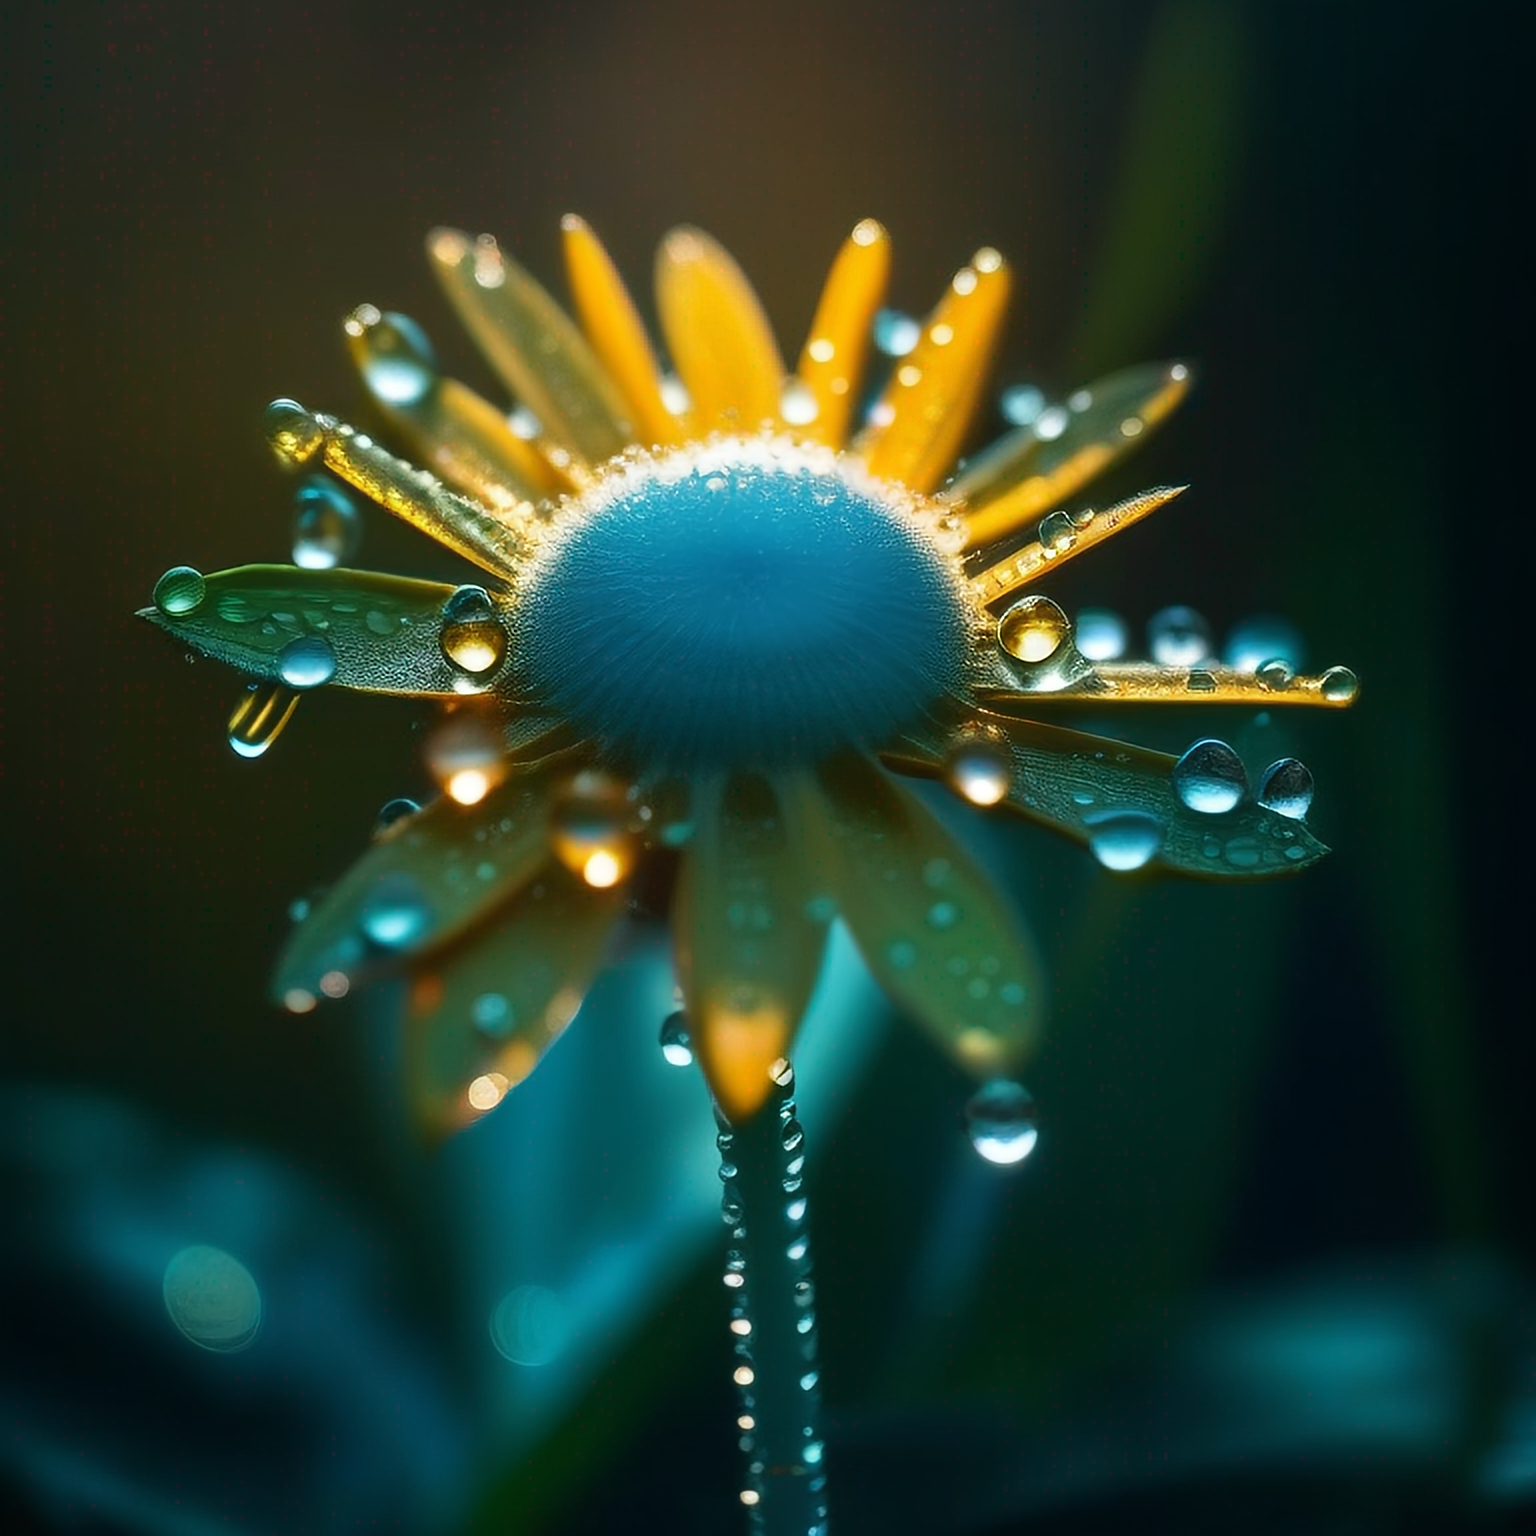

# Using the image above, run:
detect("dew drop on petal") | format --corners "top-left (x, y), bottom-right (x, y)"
top-left (1224, 615), bottom-right (1304, 674)
top-left (1256, 657), bottom-right (1296, 691)
top-left (659, 1010), bottom-right (693, 1067)
top-left (549, 771), bottom-right (634, 887)
top-left (999, 594), bottom-right (1071, 663)
top-left (1319, 665), bottom-right (1360, 703)
top-left (276, 634), bottom-right (337, 690)
top-left (1033, 404), bottom-right (1068, 441)
top-left (1075, 607), bottom-right (1128, 661)
top-left (489, 1285), bottom-right (569, 1366)
top-left (1256, 757), bottom-right (1315, 820)
top-left (1172, 739), bottom-right (1249, 814)
top-left (779, 379), bottom-right (819, 426)
top-left (153, 565), bottom-right (206, 617)
top-left (1148, 606), bottom-right (1211, 666)
top-left (263, 398), bottom-right (325, 466)
top-left (1084, 809), bottom-right (1164, 871)
top-left (350, 308), bottom-right (438, 406)
top-left (1037, 508), bottom-right (1077, 557)
top-left (292, 477), bottom-right (362, 569)
top-left (358, 872), bottom-right (431, 949)
top-left (944, 731), bottom-right (1012, 806)
top-left (999, 382), bottom-right (1045, 426)
top-left (372, 797), bottom-right (420, 839)
top-left (163, 1245), bottom-right (261, 1353)
top-left (439, 585), bottom-right (506, 675)
top-left (425, 714), bottom-right (506, 804)
top-left (964, 1080), bottom-right (1038, 1166)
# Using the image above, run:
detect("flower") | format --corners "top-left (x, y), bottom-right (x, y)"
top-left (141, 215), bottom-right (1357, 1133)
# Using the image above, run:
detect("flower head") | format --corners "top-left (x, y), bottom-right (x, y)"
top-left (142, 216), bottom-right (1357, 1132)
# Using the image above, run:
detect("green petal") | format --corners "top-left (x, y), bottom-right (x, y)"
top-left (272, 765), bottom-right (558, 1007)
top-left (404, 863), bottom-right (623, 1140)
top-left (139, 565), bottom-right (494, 697)
top-left (978, 713), bottom-right (1331, 877)
top-left (801, 755), bottom-right (1045, 1077)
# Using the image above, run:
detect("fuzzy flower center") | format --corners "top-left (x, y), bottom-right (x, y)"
top-left (513, 438), bottom-right (973, 772)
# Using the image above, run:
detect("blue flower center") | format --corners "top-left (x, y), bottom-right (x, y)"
top-left (514, 441), bottom-right (972, 772)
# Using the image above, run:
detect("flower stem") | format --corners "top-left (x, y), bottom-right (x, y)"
top-left (713, 1060), bottom-right (829, 1535)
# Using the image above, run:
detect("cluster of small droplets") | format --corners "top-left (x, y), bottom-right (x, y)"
top-left (716, 1063), bottom-right (828, 1534)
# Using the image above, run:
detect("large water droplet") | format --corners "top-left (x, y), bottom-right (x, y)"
top-left (1225, 615), bottom-right (1304, 673)
top-left (944, 730), bottom-right (1013, 807)
top-left (424, 713), bottom-right (505, 805)
top-left (263, 398), bottom-right (325, 466)
top-left (999, 594), bottom-right (1071, 663)
top-left (489, 1285), bottom-right (568, 1366)
top-left (276, 634), bottom-right (337, 690)
top-left (999, 382), bottom-right (1045, 426)
top-left (660, 1010), bottom-right (693, 1066)
top-left (439, 585), bottom-right (506, 675)
top-left (1256, 757), bottom-right (1314, 820)
top-left (1148, 605), bottom-right (1212, 666)
top-left (1256, 657), bottom-right (1295, 691)
top-left (226, 682), bottom-right (300, 758)
top-left (779, 379), bottom-right (818, 426)
top-left (873, 309), bottom-right (920, 357)
top-left (1084, 809), bottom-right (1164, 871)
top-left (348, 306), bottom-right (438, 406)
top-left (964, 1080), bottom-right (1038, 1166)
top-left (163, 1245), bottom-right (262, 1353)
top-left (1075, 607), bottom-right (1127, 661)
top-left (292, 476), bottom-right (362, 569)
top-left (1172, 739), bottom-right (1248, 814)
top-left (358, 873), bottom-right (431, 949)
top-left (153, 565), bottom-right (206, 617)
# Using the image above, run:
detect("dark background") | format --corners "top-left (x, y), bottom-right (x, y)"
top-left (4, 2), bottom-right (1527, 1533)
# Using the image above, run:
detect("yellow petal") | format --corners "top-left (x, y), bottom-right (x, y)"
top-left (655, 227), bottom-right (786, 434)
top-left (562, 214), bottom-right (682, 449)
top-left (860, 249), bottom-right (1011, 494)
top-left (426, 227), bottom-right (631, 467)
top-left (674, 774), bottom-right (830, 1122)
top-left (405, 863), bottom-right (623, 1139)
top-left (342, 305), bottom-right (571, 510)
top-left (271, 761), bottom-right (561, 1007)
top-left (802, 755), bottom-right (1044, 1076)
top-left (952, 361), bottom-right (1191, 548)
top-left (794, 218), bottom-right (891, 448)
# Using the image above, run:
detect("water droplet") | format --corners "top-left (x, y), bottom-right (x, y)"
top-left (472, 991), bottom-right (513, 1038)
top-left (999, 594), bottom-right (1071, 663)
top-left (1037, 508), bottom-right (1077, 557)
top-left (276, 634), bottom-right (337, 690)
top-left (358, 872), bottom-right (431, 949)
top-left (1075, 607), bottom-right (1127, 661)
top-left (873, 309), bottom-right (920, 356)
top-left (999, 382), bottom-right (1045, 426)
top-left (226, 683), bottom-right (300, 758)
top-left (372, 797), bottom-right (420, 838)
top-left (1085, 809), bottom-right (1164, 871)
top-left (348, 307), bottom-right (438, 406)
top-left (439, 584), bottom-right (506, 675)
top-left (944, 730), bottom-right (1012, 806)
top-left (163, 1245), bottom-right (261, 1353)
top-left (550, 770), bottom-right (635, 887)
top-left (1319, 665), bottom-right (1359, 703)
top-left (153, 565), bottom-right (206, 617)
top-left (425, 713), bottom-right (506, 804)
top-left (1148, 606), bottom-right (1211, 666)
top-left (291, 476), bottom-right (362, 569)
top-left (1034, 404), bottom-right (1068, 441)
top-left (1225, 615), bottom-right (1304, 673)
top-left (1256, 657), bottom-right (1295, 691)
top-left (263, 398), bottom-right (325, 466)
top-left (1172, 739), bottom-right (1249, 814)
top-left (489, 1284), bottom-right (568, 1366)
top-left (660, 1010), bottom-right (693, 1066)
top-left (1256, 758), bottom-right (1314, 820)
top-left (965, 1079), bottom-right (1038, 1165)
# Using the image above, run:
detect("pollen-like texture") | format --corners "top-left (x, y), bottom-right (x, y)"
top-left (514, 440), bottom-right (972, 771)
